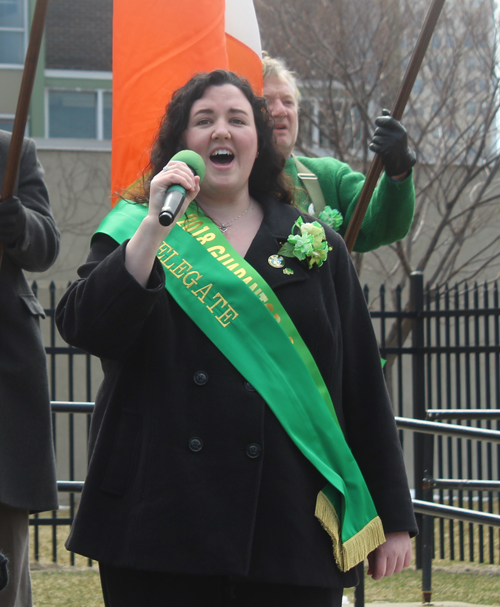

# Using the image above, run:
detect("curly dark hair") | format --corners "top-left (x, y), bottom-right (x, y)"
top-left (131, 70), bottom-right (292, 205)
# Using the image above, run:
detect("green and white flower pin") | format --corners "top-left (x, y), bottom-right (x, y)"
top-left (278, 217), bottom-right (332, 269)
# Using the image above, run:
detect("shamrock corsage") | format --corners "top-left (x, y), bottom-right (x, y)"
top-left (317, 206), bottom-right (343, 231)
top-left (278, 216), bottom-right (332, 269)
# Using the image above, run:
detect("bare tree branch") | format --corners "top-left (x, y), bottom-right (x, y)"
top-left (256, 0), bottom-right (500, 370)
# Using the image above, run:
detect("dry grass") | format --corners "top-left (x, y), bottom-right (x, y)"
top-left (344, 560), bottom-right (500, 606)
top-left (32, 567), bottom-right (103, 607)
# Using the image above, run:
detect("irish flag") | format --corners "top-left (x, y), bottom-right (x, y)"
top-left (111, 0), bottom-right (262, 204)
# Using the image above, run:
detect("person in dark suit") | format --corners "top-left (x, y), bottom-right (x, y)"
top-left (0, 130), bottom-right (59, 607)
top-left (56, 71), bottom-right (417, 607)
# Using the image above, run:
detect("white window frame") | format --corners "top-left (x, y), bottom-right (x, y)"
top-left (45, 87), bottom-right (112, 140)
top-left (0, 0), bottom-right (27, 67)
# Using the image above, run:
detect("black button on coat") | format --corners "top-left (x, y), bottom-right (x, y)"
top-left (188, 438), bottom-right (203, 452)
top-left (56, 196), bottom-right (416, 588)
top-left (246, 444), bottom-right (261, 458)
top-left (193, 371), bottom-right (208, 385)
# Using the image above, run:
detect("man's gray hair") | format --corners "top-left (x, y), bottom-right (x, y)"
top-left (262, 53), bottom-right (301, 105)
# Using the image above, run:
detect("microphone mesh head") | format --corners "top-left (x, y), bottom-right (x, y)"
top-left (170, 150), bottom-right (206, 182)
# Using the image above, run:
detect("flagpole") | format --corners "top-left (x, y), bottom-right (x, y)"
top-left (343, 0), bottom-right (446, 254)
top-left (0, 0), bottom-right (50, 268)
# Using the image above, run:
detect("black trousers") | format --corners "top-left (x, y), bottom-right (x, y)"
top-left (99, 563), bottom-right (344, 607)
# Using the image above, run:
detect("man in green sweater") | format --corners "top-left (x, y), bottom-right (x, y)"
top-left (262, 55), bottom-right (416, 253)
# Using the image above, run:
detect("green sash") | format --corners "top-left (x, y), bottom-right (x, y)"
top-left (95, 199), bottom-right (385, 571)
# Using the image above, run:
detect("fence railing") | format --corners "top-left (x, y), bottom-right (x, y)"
top-left (367, 273), bottom-right (500, 570)
top-left (396, 411), bottom-right (500, 603)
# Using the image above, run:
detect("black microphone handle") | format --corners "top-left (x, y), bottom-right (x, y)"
top-left (158, 189), bottom-right (186, 226)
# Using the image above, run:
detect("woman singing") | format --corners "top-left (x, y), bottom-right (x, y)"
top-left (56, 70), bottom-right (416, 607)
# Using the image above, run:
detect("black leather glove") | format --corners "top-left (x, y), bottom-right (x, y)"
top-left (0, 553), bottom-right (8, 592)
top-left (369, 110), bottom-right (416, 177)
top-left (0, 196), bottom-right (27, 245)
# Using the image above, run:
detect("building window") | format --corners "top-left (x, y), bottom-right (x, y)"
top-left (0, 0), bottom-right (26, 65)
top-left (0, 114), bottom-right (13, 131)
top-left (102, 91), bottom-right (112, 140)
top-left (47, 89), bottom-right (112, 140)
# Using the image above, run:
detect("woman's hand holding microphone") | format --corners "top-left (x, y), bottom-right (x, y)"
top-left (125, 152), bottom-right (204, 287)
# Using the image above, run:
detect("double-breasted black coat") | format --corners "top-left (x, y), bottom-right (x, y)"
top-left (0, 131), bottom-right (59, 512)
top-left (56, 195), bottom-right (416, 588)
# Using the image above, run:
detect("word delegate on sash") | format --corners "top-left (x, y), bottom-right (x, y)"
top-left (157, 212), bottom-right (283, 330)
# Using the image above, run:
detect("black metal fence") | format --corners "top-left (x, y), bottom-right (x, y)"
top-left (368, 273), bottom-right (500, 567)
top-left (30, 274), bottom-right (500, 574)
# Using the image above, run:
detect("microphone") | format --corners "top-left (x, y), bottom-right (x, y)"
top-left (158, 150), bottom-right (206, 226)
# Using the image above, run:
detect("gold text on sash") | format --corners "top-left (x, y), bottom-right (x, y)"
top-left (158, 242), bottom-right (239, 328)
top-left (178, 213), bottom-right (271, 304)
top-left (175, 213), bottom-right (291, 337)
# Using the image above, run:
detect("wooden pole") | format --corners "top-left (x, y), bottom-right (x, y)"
top-left (343, 0), bottom-right (446, 253)
top-left (0, 0), bottom-right (50, 266)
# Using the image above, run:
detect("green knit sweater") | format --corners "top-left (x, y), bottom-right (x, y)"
top-left (285, 155), bottom-right (415, 253)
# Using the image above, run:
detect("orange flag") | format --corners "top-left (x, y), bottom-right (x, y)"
top-left (111, 0), bottom-right (262, 204)
top-left (225, 0), bottom-right (262, 95)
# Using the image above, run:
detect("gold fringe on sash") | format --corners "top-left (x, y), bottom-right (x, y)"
top-left (315, 491), bottom-right (386, 572)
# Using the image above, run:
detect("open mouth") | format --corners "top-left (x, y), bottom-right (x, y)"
top-left (210, 149), bottom-right (235, 165)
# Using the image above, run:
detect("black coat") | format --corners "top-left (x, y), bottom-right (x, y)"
top-left (0, 131), bottom-right (59, 512)
top-left (56, 196), bottom-right (416, 588)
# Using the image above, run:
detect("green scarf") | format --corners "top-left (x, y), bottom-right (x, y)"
top-left (95, 199), bottom-right (385, 571)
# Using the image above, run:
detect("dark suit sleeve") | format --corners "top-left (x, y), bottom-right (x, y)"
top-left (4, 138), bottom-right (60, 272)
top-left (332, 236), bottom-right (417, 535)
top-left (56, 234), bottom-right (166, 360)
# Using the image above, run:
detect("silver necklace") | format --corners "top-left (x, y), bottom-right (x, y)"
top-left (198, 201), bottom-right (253, 233)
